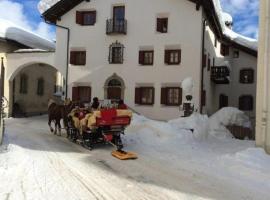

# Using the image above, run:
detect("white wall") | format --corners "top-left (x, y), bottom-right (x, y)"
top-left (55, 0), bottom-right (203, 120)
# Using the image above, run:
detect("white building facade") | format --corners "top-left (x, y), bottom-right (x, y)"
top-left (39, 0), bottom-right (258, 121)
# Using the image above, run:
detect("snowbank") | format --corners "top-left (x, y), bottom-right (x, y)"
top-left (0, 18), bottom-right (55, 50)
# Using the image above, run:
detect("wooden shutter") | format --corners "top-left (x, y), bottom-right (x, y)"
top-left (70, 51), bottom-right (76, 64)
top-left (219, 94), bottom-right (228, 109)
top-left (164, 50), bottom-right (170, 64)
top-left (85, 87), bottom-right (91, 102)
top-left (177, 50), bottom-right (181, 64)
top-left (82, 51), bottom-right (86, 65)
top-left (72, 87), bottom-right (79, 101)
top-left (201, 90), bottom-right (206, 106)
top-left (207, 58), bottom-right (211, 71)
top-left (151, 87), bottom-right (155, 105)
top-left (139, 51), bottom-right (144, 65)
top-left (135, 88), bottom-right (141, 104)
top-left (76, 11), bottom-right (83, 25)
top-left (157, 18), bottom-right (162, 32)
top-left (161, 88), bottom-right (167, 105)
top-left (178, 88), bottom-right (183, 105)
top-left (203, 54), bottom-right (207, 68)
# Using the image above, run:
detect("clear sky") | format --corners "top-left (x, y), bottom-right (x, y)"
top-left (0, 0), bottom-right (259, 40)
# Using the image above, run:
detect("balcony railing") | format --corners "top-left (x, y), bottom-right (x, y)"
top-left (106, 19), bottom-right (127, 35)
top-left (211, 66), bottom-right (230, 84)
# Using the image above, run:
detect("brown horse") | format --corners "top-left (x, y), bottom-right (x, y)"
top-left (48, 99), bottom-right (74, 136)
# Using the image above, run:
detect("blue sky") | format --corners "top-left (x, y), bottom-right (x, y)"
top-left (0, 0), bottom-right (259, 40)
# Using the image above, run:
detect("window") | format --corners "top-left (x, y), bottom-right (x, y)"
top-left (139, 51), bottom-right (154, 65)
top-left (240, 69), bottom-right (254, 84)
top-left (165, 50), bottom-right (181, 65)
top-left (72, 86), bottom-right (91, 102)
top-left (220, 43), bottom-right (229, 56)
top-left (214, 38), bottom-right (217, 48)
top-left (161, 87), bottom-right (182, 106)
top-left (20, 74), bottom-right (28, 94)
top-left (219, 94), bottom-right (228, 108)
top-left (135, 87), bottom-right (155, 105)
top-left (157, 18), bottom-right (168, 33)
top-left (233, 50), bottom-right (239, 58)
top-left (76, 11), bottom-right (96, 25)
top-left (239, 95), bottom-right (253, 111)
top-left (109, 41), bottom-right (124, 64)
top-left (70, 51), bottom-right (86, 65)
top-left (37, 78), bottom-right (44, 96)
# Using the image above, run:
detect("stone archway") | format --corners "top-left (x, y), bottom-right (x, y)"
top-left (104, 74), bottom-right (125, 101)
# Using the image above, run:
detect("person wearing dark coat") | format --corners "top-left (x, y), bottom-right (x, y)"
top-left (91, 97), bottom-right (100, 110)
top-left (118, 99), bottom-right (127, 109)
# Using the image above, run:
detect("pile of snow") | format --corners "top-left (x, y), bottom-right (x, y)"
top-left (132, 107), bottom-right (250, 141)
top-left (0, 18), bottom-right (55, 50)
top-left (209, 107), bottom-right (250, 138)
top-left (181, 77), bottom-right (193, 95)
top-left (38, 0), bottom-right (61, 14)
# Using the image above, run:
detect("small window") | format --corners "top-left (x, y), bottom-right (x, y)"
top-left (233, 51), bottom-right (239, 58)
top-left (20, 74), bottom-right (28, 94)
top-left (240, 69), bottom-right (254, 84)
top-left (70, 51), bottom-right (86, 65)
top-left (161, 87), bottom-right (182, 106)
top-left (239, 95), bottom-right (253, 111)
top-left (214, 38), bottom-right (217, 48)
top-left (135, 87), bottom-right (155, 105)
top-left (37, 78), bottom-right (44, 96)
top-left (220, 43), bottom-right (229, 56)
top-left (139, 51), bottom-right (154, 65)
top-left (76, 11), bottom-right (96, 25)
top-left (72, 86), bottom-right (91, 102)
top-left (109, 41), bottom-right (124, 64)
top-left (157, 18), bottom-right (168, 33)
top-left (165, 50), bottom-right (181, 65)
top-left (219, 94), bottom-right (228, 109)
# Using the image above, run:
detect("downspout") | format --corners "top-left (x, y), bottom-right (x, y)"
top-left (44, 20), bottom-right (70, 99)
top-left (200, 19), bottom-right (207, 113)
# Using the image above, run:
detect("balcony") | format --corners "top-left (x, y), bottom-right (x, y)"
top-left (106, 19), bottom-right (127, 35)
top-left (211, 66), bottom-right (230, 84)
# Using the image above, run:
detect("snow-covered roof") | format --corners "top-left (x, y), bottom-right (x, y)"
top-left (211, 0), bottom-right (257, 51)
top-left (38, 0), bottom-right (257, 52)
top-left (13, 49), bottom-right (53, 53)
top-left (0, 18), bottom-right (55, 51)
top-left (38, 0), bottom-right (60, 14)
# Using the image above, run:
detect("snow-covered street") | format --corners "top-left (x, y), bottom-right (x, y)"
top-left (1, 114), bottom-right (270, 200)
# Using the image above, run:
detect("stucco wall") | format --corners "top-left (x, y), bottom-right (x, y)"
top-left (56, 0), bottom-right (203, 120)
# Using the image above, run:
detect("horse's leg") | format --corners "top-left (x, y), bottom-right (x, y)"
top-left (48, 117), bottom-right (54, 133)
top-left (54, 120), bottom-right (57, 135)
top-left (58, 120), bottom-right (62, 136)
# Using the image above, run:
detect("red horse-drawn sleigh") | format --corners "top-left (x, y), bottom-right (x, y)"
top-left (48, 99), bottom-right (137, 160)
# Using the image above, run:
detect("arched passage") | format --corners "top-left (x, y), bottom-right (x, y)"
top-left (8, 63), bottom-right (64, 117)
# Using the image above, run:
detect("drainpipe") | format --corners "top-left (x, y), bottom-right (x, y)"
top-left (200, 19), bottom-right (207, 113)
top-left (44, 20), bottom-right (70, 99)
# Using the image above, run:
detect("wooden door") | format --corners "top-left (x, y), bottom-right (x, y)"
top-left (107, 87), bottom-right (121, 100)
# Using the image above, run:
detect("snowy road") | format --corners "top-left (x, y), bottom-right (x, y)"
top-left (0, 115), bottom-right (270, 200)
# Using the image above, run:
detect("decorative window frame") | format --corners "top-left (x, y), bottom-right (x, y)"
top-left (108, 41), bottom-right (124, 64)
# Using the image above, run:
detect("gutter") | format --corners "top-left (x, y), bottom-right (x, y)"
top-left (44, 20), bottom-right (70, 99)
top-left (200, 19), bottom-right (207, 113)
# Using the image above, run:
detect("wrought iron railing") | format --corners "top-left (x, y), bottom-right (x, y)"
top-left (211, 66), bottom-right (230, 84)
top-left (106, 19), bottom-right (127, 35)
